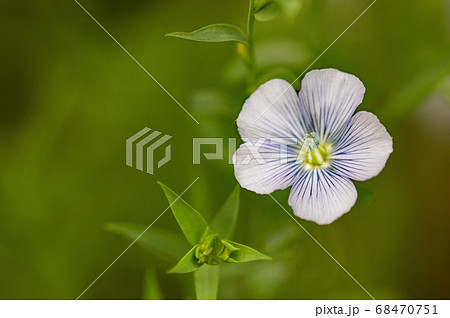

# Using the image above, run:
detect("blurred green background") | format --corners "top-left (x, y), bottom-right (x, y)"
top-left (1, 0), bottom-right (449, 299)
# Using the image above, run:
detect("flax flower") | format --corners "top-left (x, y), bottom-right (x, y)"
top-left (233, 69), bottom-right (393, 224)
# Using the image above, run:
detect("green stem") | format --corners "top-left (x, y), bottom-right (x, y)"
top-left (195, 265), bottom-right (220, 300)
top-left (246, 0), bottom-right (256, 85)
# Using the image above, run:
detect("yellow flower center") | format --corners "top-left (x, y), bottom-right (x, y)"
top-left (298, 132), bottom-right (333, 170)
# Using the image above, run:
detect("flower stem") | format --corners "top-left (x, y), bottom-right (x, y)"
top-left (246, 0), bottom-right (256, 86)
top-left (195, 265), bottom-right (220, 300)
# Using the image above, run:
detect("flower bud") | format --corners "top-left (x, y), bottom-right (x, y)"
top-left (195, 234), bottom-right (238, 265)
top-left (236, 43), bottom-right (249, 60)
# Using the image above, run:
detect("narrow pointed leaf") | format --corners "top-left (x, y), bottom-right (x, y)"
top-left (143, 268), bottom-right (164, 300)
top-left (105, 222), bottom-right (188, 260)
top-left (254, 0), bottom-right (272, 11)
top-left (166, 24), bottom-right (248, 45)
top-left (200, 226), bottom-right (212, 241)
top-left (168, 246), bottom-right (202, 274)
top-left (255, 0), bottom-right (282, 22)
top-left (225, 240), bottom-right (272, 262)
top-left (159, 182), bottom-right (208, 246)
top-left (210, 185), bottom-right (240, 239)
top-left (255, 0), bottom-right (302, 22)
top-left (382, 57), bottom-right (450, 120)
top-left (194, 265), bottom-right (220, 300)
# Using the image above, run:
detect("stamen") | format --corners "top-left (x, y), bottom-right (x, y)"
top-left (298, 132), bottom-right (331, 169)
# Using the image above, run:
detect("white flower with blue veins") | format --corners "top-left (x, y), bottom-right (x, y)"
top-left (233, 68), bottom-right (393, 225)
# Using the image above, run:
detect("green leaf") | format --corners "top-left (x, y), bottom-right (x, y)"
top-left (255, 0), bottom-right (282, 22)
top-left (255, 0), bottom-right (302, 22)
top-left (225, 240), bottom-right (272, 263)
top-left (382, 58), bottom-right (450, 120)
top-left (105, 222), bottom-right (188, 260)
top-left (255, 0), bottom-right (271, 9)
top-left (166, 24), bottom-right (248, 45)
top-left (200, 226), bottom-right (212, 241)
top-left (194, 265), bottom-right (220, 300)
top-left (159, 182), bottom-right (208, 246)
top-left (143, 268), bottom-right (164, 300)
top-left (168, 246), bottom-right (202, 274)
top-left (210, 185), bottom-right (240, 239)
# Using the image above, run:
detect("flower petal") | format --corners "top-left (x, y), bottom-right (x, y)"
top-left (237, 79), bottom-right (308, 140)
top-left (233, 140), bottom-right (300, 194)
top-left (298, 68), bottom-right (365, 141)
top-left (332, 111), bottom-right (393, 181)
top-left (288, 170), bottom-right (357, 225)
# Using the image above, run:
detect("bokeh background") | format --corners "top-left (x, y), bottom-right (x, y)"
top-left (1, 0), bottom-right (449, 299)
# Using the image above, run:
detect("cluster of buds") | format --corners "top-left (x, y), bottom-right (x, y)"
top-left (194, 234), bottom-right (239, 265)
